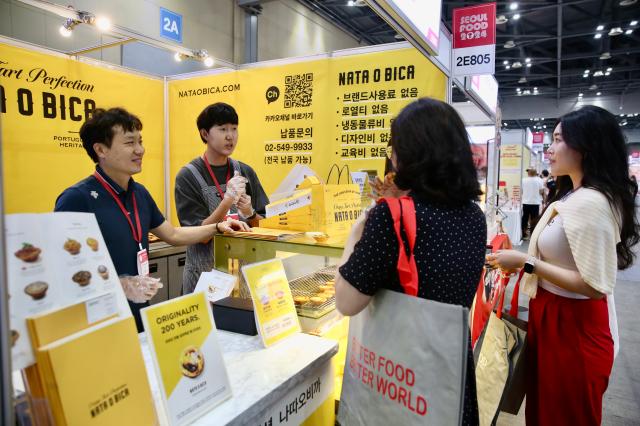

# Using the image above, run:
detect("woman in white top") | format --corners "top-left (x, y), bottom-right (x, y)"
top-left (487, 105), bottom-right (639, 425)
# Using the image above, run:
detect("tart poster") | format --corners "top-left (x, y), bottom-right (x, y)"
top-left (241, 259), bottom-right (301, 347)
top-left (5, 212), bottom-right (130, 370)
top-left (141, 292), bottom-right (231, 425)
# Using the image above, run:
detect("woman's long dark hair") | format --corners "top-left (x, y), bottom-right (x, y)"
top-left (391, 98), bottom-right (482, 207)
top-left (549, 105), bottom-right (639, 269)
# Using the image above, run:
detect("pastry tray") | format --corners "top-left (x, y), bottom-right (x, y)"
top-left (290, 266), bottom-right (337, 319)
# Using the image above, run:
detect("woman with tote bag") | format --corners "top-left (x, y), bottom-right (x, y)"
top-left (335, 98), bottom-right (486, 425)
top-left (487, 106), bottom-right (640, 425)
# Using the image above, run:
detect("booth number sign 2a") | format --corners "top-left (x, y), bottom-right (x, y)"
top-left (160, 8), bottom-right (182, 43)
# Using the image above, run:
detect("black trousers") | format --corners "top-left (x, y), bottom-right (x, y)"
top-left (522, 204), bottom-right (540, 236)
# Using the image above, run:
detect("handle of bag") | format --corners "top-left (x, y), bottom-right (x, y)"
top-left (508, 269), bottom-right (525, 318)
top-left (326, 164), bottom-right (353, 185)
top-left (378, 196), bottom-right (419, 297)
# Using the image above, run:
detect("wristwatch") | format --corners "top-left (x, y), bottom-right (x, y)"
top-left (523, 256), bottom-right (537, 274)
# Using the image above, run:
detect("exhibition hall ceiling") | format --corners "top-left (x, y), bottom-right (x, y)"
top-left (299, 0), bottom-right (640, 108)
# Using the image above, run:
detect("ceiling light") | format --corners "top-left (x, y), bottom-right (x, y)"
top-left (534, 87), bottom-right (538, 90)
top-left (510, 2), bottom-right (519, 10)
top-left (174, 52), bottom-right (182, 62)
top-left (597, 92), bottom-right (602, 96)
top-left (504, 123), bottom-right (508, 126)
top-left (578, 93), bottom-right (584, 97)
top-left (524, 90), bottom-right (531, 95)
top-left (635, 113), bottom-right (639, 117)
top-left (543, 125), bottom-right (546, 129)
top-left (59, 25), bottom-right (72, 37)
top-left (506, 65), bottom-right (511, 69)
top-left (583, 74), bottom-right (589, 78)
top-left (626, 29), bottom-right (634, 35)
top-left (95, 16), bottom-right (111, 31)
top-left (504, 40), bottom-right (516, 48)
top-left (599, 52), bottom-right (611, 60)
top-left (609, 27), bottom-right (623, 36)
top-left (584, 69), bottom-right (590, 74)
top-left (525, 57), bottom-right (531, 63)
top-left (594, 70), bottom-right (604, 77)
top-left (519, 76), bottom-right (527, 83)
top-left (204, 56), bottom-right (214, 67)
top-left (605, 71), bottom-right (611, 76)
top-left (516, 88), bottom-right (521, 93)
top-left (619, 0), bottom-right (637, 6)
top-left (497, 15), bottom-right (509, 24)
top-left (347, 0), bottom-right (355, 6)
top-left (594, 33), bottom-right (602, 39)
top-left (513, 13), bottom-right (521, 20)
top-left (512, 61), bottom-right (523, 68)
top-left (503, 60), bottom-right (509, 65)
top-left (590, 84), bottom-right (598, 90)
top-left (59, 18), bottom-right (79, 37)
top-left (526, 63), bottom-right (532, 68)
top-left (631, 21), bottom-right (638, 26)
top-left (597, 25), bottom-right (605, 31)
top-left (606, 67), bottom-right (612, 71)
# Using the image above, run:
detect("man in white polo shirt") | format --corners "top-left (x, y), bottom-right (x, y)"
top-left (521, 168), bottom-right (544, 240)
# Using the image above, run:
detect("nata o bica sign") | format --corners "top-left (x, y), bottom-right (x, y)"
top-left (453, 3), bottom-right (496, 77)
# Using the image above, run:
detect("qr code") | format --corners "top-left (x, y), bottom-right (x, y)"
top-left (284, 73), bottom-right (313, 108)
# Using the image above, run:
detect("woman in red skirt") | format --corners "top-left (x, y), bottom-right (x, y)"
top-left (488, 105), bottom-right (639, 425)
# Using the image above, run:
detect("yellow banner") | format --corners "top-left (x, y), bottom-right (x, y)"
top-left (241, 259), bottom-right (300, 347)
top-left (0, 42), bottom-right (164, 214)
top-left (168, 47), bottom-right (446, 223)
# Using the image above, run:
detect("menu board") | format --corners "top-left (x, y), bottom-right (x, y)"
top-left (5, 212), bottom-right (131, 370)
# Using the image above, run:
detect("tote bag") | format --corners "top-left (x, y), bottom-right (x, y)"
top-left (338, 197), bottom-right (469, 425)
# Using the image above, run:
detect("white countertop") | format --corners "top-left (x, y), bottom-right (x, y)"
top-left (140, 330), bottom-right (338, 425)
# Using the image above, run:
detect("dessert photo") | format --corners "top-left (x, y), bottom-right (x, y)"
top-left (97, 265), bottom-right (109, 280)
top-left (63, 239), bottom-right (81, 255)
top-left (180, 346), bottom-right (205, 378)
top-left (24, 281), bottom-right (49, 300)
top-left (14, 243), bottom-right (41, 263)
top-left (72, 271), bottom-right (92, 287)
top-left (86, 237), bottom-right (99, 252)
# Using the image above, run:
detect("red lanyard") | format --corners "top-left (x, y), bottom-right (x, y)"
top-left (202, 153), bottom-right (231, 198)
top-left (93, 171), bottom-right (143, 250)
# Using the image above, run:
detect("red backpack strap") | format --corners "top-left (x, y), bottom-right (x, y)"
top-left (378, 196), bottom-right (419, 296)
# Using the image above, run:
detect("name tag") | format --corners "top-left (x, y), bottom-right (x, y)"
top-left (137, 248), bottom-right (149, 276)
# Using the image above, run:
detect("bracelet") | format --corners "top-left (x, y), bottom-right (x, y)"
top-left (215, 222), bottom-right (221, 233)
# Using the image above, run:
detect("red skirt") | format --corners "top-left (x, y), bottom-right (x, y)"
top-left (526, 287), bottom-right (614, 426)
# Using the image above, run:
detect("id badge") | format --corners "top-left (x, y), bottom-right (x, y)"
top-left (137, 248), bottom-right (149, 276)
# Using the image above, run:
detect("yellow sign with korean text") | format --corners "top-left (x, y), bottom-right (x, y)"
top-left (241, 259), bottom-right (301, 347)
top-left (167, 47), bottom-right (446, 224)
top-left (0, 41), bottom-right (164, 214)
top-left (141, 292), bottom-right (231, 425)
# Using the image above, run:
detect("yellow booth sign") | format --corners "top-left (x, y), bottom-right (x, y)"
top-left (0, 42), bottom-right (164, 214)
top-left (167, 47), bottom-right (446, 223)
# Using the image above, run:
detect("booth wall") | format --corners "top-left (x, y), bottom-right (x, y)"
top-left (167, 47), bottom-right (446, 223)
top-left (0, 41), bottom-right (165, 214)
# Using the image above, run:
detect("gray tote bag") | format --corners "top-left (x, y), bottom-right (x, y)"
top-left (338, 289), bottom-right (469, 425)
top-left (338, 197), bottom-right (469, 425)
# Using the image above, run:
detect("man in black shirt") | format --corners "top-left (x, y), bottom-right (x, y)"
top-left (175, 103), bottom-right (269, 293)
